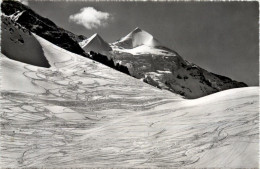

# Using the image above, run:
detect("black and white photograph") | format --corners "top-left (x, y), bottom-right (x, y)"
top-left (0, 0), bottom-right (259, 168)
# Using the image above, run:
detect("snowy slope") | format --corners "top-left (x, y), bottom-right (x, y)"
top-left (1, 15), bottom-right (50, 67)
top-left (80, 33), bottom-right (112, 53)
top-left (111, 44), bottom-right (177, 56)
top-left (1, 54), bottom-right (46, 93)
top-left (110, 28), bottom-right (247, 99)
top-left (1, 32), bottom-right (258, 168)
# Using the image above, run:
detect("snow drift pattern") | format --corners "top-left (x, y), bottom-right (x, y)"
top-left (0, 33), bottom-right (258, 168)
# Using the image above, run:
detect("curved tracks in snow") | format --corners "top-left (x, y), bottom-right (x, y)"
top-left (0, 43), bottom-right (259, 168)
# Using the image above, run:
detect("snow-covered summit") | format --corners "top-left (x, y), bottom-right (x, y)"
top-left (113, 27), bottom-right (161, 49)
top-left (81, 33), bottom-right (112, 53)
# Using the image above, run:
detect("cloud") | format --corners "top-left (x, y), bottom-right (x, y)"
top-left (69, 7), bottom-right (111, 30)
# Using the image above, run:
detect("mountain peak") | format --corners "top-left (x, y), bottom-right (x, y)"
top-left (130, 27), bottom-right (149, 35)
top-left (82, 33), bottom-right (111, 53)
top-left (93, 33), bottom-right (102, 38)
top-left (133, 27), bottom-right (142, 32)
top-left (89, 33), bottom-right (100, 40)
top-left (113, 28), bottom-right (160, 49)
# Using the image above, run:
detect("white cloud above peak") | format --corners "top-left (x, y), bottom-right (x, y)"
top-left (69, 7), bottom-right (111, 30)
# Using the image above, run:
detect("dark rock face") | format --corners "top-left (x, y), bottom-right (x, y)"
top-left (111, 45), bottom-right (247, 99)
top-left (1, 0), bottom-right (86, 57)
top-left (89, 51), bottom-right (130, 75)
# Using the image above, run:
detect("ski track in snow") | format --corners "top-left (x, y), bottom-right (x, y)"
top-left (0, 36), bottom-right (259, 168)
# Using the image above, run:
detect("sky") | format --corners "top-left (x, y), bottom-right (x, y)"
top-left (28, 1), bottom-right (259, 86)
